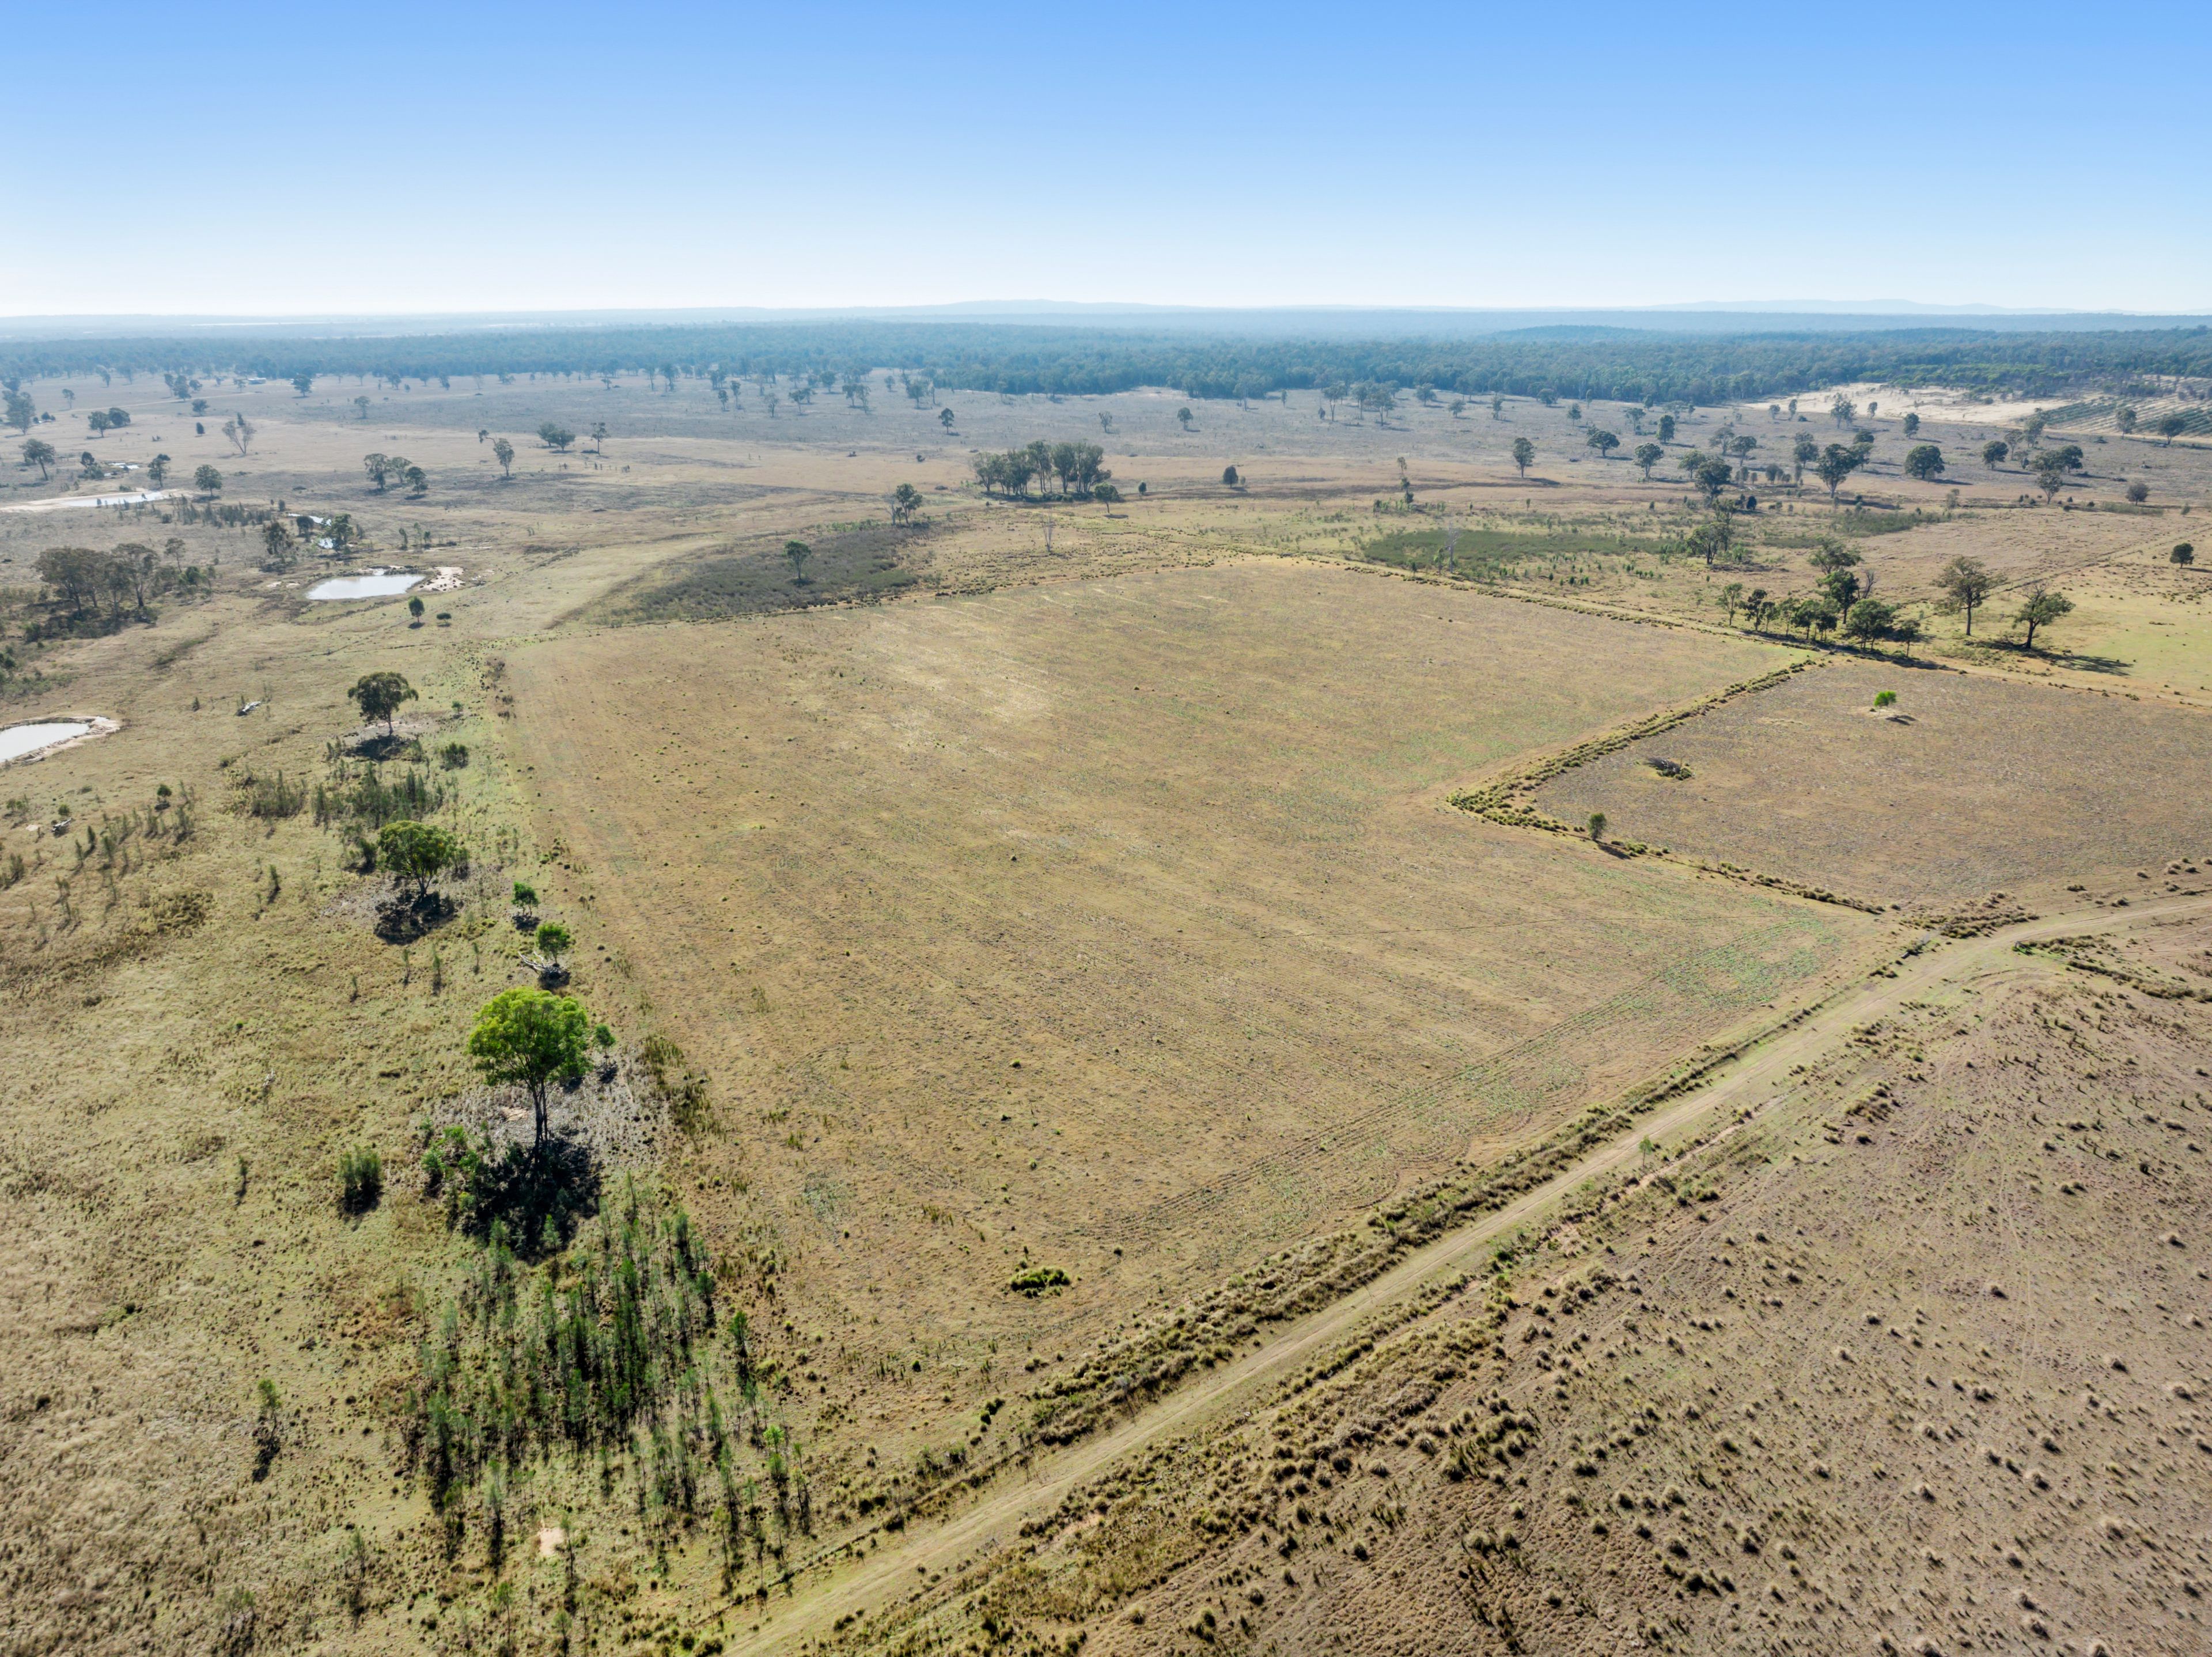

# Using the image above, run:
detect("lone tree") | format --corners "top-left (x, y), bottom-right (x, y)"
top-left (1633, 442), bottom-right (1663, 479)
top-left (890, 482), bottom-right (922, 525)
top-left (1222, 465), bottom-right (1240, 486)
top-left (938, 407), bottom-right (955, 430)
top-left (784, 540), bottom-right (810, 583)
top-left (21, 438), bottom-right (55, 480)
top-left (467, 987), bottom-right (590, 1148)
top-left (349, 669), bottom-right (418, 736)
top-left (2032, 453), bottom-right (2068, 503)
top-left (1933, 555), bottom-right (1997, 634)
top-left (1510, 437), bottom-right (1536, 477)
top-left (2014, 587), bottom-right (2074, 650)
top-left (1980, 438), bottom-right (2010, 469)
top-left (2172, 542), bottom-right (2195, 566)
top-left (537, 422), bottom-right (575, 453)
top-left (364, 452), bottom-right (392, 491)
top-left (535, 921), bottom-right (573, 967)
top-left (1176, 407), bottom-right (1194, 431)
top-left (1903, 444), bottom-right (1945, 481)
top-left (1814, 444), bottom-right (1863, 504)
top-left (353, 395), bottom-right (370, 420)
top-left (2156, 413), bottom-right (2187, 445)
top-left (377, 819), bottom-right (462, 896)
top-left (193, 464), bottom-right (223, 495)
top-left (491, 437), bottom-right (514, 479)
top-left (1586, 429), bottom-right (1620, 460)
top-left (1587, 811), bottom-right (1607, 842)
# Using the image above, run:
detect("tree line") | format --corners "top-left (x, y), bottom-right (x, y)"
top-left (8, 321), bottom-right (2211, 409)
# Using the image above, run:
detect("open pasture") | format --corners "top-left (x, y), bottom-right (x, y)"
top-left (1537, 656), bottom-right (2212, 909)
top-left (510, 559), bottom-right (1881, 1359)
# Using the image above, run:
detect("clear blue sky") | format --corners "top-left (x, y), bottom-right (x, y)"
top-left (6, 1), bottom-right (2205, 317)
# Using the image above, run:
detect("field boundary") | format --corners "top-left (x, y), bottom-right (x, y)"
top-left (1440, 656), bottom-right (1891, 914)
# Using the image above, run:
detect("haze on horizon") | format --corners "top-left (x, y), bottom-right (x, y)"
top-left (6, 1), bottom-right (2207, 319)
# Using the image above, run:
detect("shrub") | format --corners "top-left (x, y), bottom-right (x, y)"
top-left (2174, 543), bottom-right (2195, 566)
top-left (238, 769), bottom-right (305, 819)
top-left (1873, 690), bottom-right (1897, 708)
top-left (1009, 1266), bottom-right (1071, 1295)
top-left (339, 1147), bottom-right (383, 1212)
top-left (439, 742), bottom-right (469, 769)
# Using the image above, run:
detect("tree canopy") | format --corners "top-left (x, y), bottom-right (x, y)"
top-left (467, 988), bottom-right (592, 1147)
top-left (349, 669), bottom-right (418, 735)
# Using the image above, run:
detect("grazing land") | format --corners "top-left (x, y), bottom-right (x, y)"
top-left (1535, 657), bottom-right (2212, 911)
top-left (0, 339), bottom-right (2208, 1657)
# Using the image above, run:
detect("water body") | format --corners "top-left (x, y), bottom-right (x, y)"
top-left (306, 569), bottom-right (423, 600)
top-left (0, 490), bottom-right (173, 514)
top-left (0, 721), bottom-right (93, 764)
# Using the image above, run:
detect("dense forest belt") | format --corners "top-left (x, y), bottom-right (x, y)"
top-left (9, 320), bottom-right (2212, 403)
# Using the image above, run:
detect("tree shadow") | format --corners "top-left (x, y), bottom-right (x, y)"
top-left (376, 887), bottom-right (458, 943)
top-left (351, 732), bottom-right (425, 763)
top-left (460, 1133), bottom-right (600, 1259)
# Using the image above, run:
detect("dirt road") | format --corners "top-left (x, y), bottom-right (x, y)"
top-left (725, 891), bottom-right (2212, 1652)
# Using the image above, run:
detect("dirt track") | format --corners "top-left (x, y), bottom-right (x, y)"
top-left (725, 889), bottom-right (2212, 1653)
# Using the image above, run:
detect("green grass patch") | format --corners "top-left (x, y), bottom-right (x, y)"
top-left (611, 521), bottom-right (925, 623)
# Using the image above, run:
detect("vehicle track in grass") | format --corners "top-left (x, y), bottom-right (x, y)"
top-left (722, 890), bottom-right (2212, 1653)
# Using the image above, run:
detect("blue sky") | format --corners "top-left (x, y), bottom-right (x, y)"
top-left (5, 2), bottom-right (2205, 316)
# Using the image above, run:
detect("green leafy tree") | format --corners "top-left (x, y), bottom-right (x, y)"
top-left (1814, 444), bottom-right (1863, 504)
top-left (1657, 413), bottom-right (1676, 444)
top-left (292, 372), bottom-right (314, 397)
top-left (2169, 542), bottom-right (2193, 566)
top-left (938, 407), bottom-right (955, 430)
top-left (1176, 407), bottom-right (1194, 432)
top-left (262, 519), bottom-right (297, 569)
top-left (1980, 438), bottom-right (2010, 468)
top-left (1718, 581), bottom-right (1745, 625)
top-left (1510, 437), bottom-right (1535, 477)
top-left (891, 482), bottom-right (922, 525)
top-left (2114, 406), bottom-right (2137, 434)
top-left (784, 540), bottom-right (810, 583)
top-left (1681, 451), bottom-right (1734, 502)
top-left (192, 464), bottom-right (222, 495)
top-left (590, 421), bottom-right (607, 453)
top-left (407, 595), bottom-right (426, 621)
top-left (364, 452), bottom-right (392, 491)
top-left (1790, 433), bottom-right (1819, 486)
top-left (2013, 587), bottom-right (2073, 650)
top-left (1586, 812), bottom-right (1607, 842)
top-left (1902, 413), bottom-right (1920, 437)
top-left (1222, 464), bottom-right (1240, 486)
top-left (146, 453), bottom-right (168, 489)
top-left (537, 422), bottom-right (575, 453)
top-left (1903, 444), bottom-right (1945, 481)
top-left (1932, 555), bottom-right (1996, 634)
top-left (2032, 453), bottom-right (2068, 502)
top-left (348, 669), bottom-right (418, 736)
top-left (21, 438), bottom-right (54, 480)
top-left (491, 437), bottom-right (514, 478)
top-left (535, 921), bottom-right (573, 965)
top-left (1586, 429), bottom-right (1620, 460)
top-left (2026, 584), bottom-right (2070, 650)
top-left (3, 389), bottom-right (33, 433)
top-left (1841, 597), bottom-right (1899, 640)
top-left (353, 395), bottom-right (370, 420)
top-left (377, 819), bottom-right (462, 895)
top-left (467, 988), bottom-right (590, 1147)
top-left (1830, 395), bottom-right (1855, 428)
top-left (1633, 442), bottom-right (1663, 479)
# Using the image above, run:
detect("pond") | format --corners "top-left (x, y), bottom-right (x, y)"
top-left (0, 720), bottom-right (94, 765)
top-left (0, 489), bottom-right (173, 515)
top-left (306, 569), bottom-right (425, 600)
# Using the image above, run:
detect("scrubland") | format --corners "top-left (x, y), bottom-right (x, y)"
top-left (0, 364), bottom-right (2207, 1656)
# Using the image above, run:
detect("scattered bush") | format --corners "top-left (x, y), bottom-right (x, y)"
top-left (339, 1146), bottom-right (384, 1213)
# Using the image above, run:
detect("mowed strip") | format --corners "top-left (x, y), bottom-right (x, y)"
top-left (509, 560), bottom-right (1878, 1349)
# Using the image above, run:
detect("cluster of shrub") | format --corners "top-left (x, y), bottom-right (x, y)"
top-left (971, 438), bottom-right (1119, 500)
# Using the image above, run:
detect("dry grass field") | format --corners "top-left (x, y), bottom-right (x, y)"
top-left (933, 902), bottom-right (2212, 1657)
top-left (506, 562), bottom-right (1874, 1359)
top-left (0, 361), bottom-right (2209, 1657)
top-left (1535, 656), bottom-right (2212, 910)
